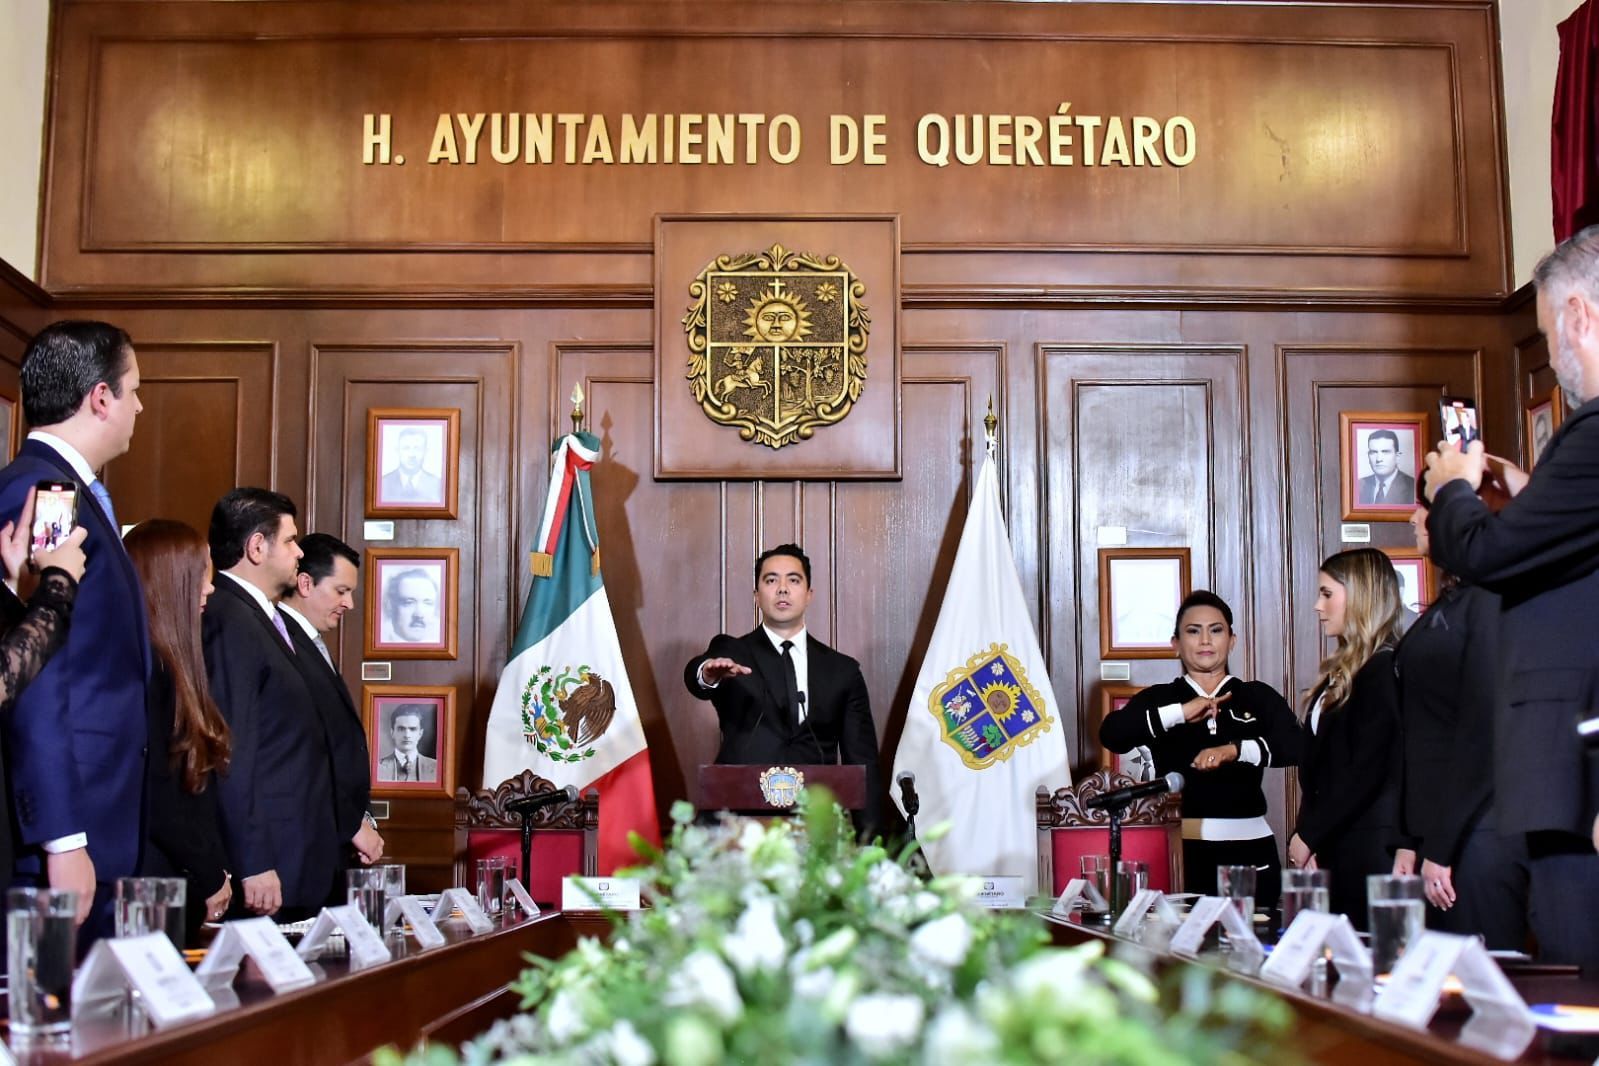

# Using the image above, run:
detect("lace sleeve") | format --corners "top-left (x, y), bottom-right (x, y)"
top-left (0, 569), bottom-right (78, 715)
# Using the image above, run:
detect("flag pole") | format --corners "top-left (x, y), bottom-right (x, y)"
top-left (983, 394), bottom-right (998, 460)
top-left (571, 381), bottom-right (586, 435)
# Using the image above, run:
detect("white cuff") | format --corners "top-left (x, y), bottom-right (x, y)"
top-left (43, 834), bottom-right (87, 854)
top-left (696, 663), bottom-right (720, 690)
top-left (1157, 703), bottom-right (1185, 731)
top-left (1236, 740), bottom-right (1263, 766)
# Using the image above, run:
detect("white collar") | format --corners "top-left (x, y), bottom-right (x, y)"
top-left (763, 625), bottom-right (807, 652)
top-left (27, 431), bottom-right (97, 485)
top-left (1183, 674), bottom-right (1235, 700)
top-left (220, 570), bottom-right (280, 621)
top-left (278, 602), bottom-right (320, 640)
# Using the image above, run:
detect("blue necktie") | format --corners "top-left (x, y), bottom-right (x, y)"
top-left (88, 479), bottom-right (118, 531)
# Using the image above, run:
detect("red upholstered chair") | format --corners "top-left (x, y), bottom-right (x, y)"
top-left (453, 770), bottom-right (598, 907)
top-left (1035, 771), bottom-right (1182, 896)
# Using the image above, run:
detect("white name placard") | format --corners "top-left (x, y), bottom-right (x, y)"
top-left (195, 917), bottom-right (316, 993)
top-left (561, 876), bottom-right (642, 912)
top-left (972, 876), bottom-right (1027, 909)
top-left (74, 934), bottom-right (215, 1027)
top-left (1112, 888), bottom-right (1182, 939)
top-left (1260, 912), bottom-right (1370, 988)
top-left (1375, 932), bottom-right (1530, 1031)
top-left (295, 905), bottom-right (393, 968)
top-left (432, 887), bottom-right (495, 934)
top-left (505, 877), bottom-right (540, 918)
top-left (1050, 878), bottom-right (1108, 917)
top-left (385, 895), bottom-right (447, 949)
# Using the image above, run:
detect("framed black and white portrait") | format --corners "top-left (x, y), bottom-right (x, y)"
top-left (1340, 411), bottom-right (1427, 521)
top-left (365, 548), bottom-right (459, 660)
top-left (367, 408), bottom-right (459, 518)
top-left (365, 684), bottom-right (455, 797)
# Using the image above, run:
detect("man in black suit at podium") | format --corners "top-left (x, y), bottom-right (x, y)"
top-left (684, 544), bottom-right (881, 831)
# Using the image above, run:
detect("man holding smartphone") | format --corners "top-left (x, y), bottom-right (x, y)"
top-left (0, 320), bottom-right (149, 943)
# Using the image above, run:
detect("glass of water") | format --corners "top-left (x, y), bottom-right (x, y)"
top-left (347, 868), bottom-right (386, 933)
top-left (475, 856), bottom-right (508, 918)
top-left (1279, 867), bottom-right (1331, 933)
top-left (153, 878), bottom-right (187, 947)
top-left (1367, 874), bottom-right (1425, 973)
top-left (115, 876), bottom-right (156, 938)
top-left (1079, 855), bottom-right (1112, 915)
top-left (1217, 864), bottom-right (1257, 923)
top-left (7, 887), bottom-right (77, 1036)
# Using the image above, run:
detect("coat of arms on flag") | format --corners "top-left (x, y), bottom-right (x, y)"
top-left (521, 664), bottom-right (617, 765)
top-left (929, 642), bottom-right (1054, 770)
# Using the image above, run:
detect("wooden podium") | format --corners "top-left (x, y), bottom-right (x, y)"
top-left (696, 763), bottom-right (868, 815)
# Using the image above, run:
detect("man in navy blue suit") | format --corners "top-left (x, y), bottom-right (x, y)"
top-left (203, 489), bottom-right (340, 917)
top-left (1425, 225), bottom-right (1599, 968)
top-left (0, 320), bottom-right (149, 942)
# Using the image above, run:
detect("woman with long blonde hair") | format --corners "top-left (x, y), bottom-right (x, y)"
top-left (1289, 548), bottom-right (1404, 928)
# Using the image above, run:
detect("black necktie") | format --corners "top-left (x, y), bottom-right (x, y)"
top-left (779, 639), bottom-right (800, 726)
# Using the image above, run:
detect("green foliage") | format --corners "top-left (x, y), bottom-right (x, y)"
top-left (389, 788), bottom-right (1290, 1065)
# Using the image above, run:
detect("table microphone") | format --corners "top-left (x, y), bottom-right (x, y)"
top-left (1083, 772), bottom-right (1184, 811)
top-left (896, 771), bottom-right (920, 817)
top-left (507, 784), bottom-right (579, 817)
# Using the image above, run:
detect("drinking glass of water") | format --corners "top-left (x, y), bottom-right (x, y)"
top-left (1217, 864), bottom-right (1256, 923)
top-left (7, 887), bottom-right (77, 1037)
top-left (1280, 867), bottom-right (1331, 933)
top-left (1367, 873), bottom-right (1425, 973)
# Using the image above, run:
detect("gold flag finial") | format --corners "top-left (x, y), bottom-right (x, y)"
top-left (983, 395), bottom-right (998, 458)
top-left (571, 382), bottom-right (585, 434)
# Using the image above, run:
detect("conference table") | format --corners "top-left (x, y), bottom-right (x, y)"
top-left (3, 907), bottom-right (1596, 1063)
top-left (1045, 914), bottom-right (1599, 1065)
top-left (0, 911), bottom-right (608, 1065)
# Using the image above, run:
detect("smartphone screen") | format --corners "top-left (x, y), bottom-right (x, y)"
top-left (1439, 397), bottom-right (1480, 453)
top-left (30, 482), bottom-right (77, 554)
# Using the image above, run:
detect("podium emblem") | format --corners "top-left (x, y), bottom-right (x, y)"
top-left (520, 664), bottom-right (616, 765)
top-left (683, 242), bottom-right (869, 449)
top-left (757, 766), bottom-right (805, 808)
top-left (927, 643), bottom-right (1054, 770)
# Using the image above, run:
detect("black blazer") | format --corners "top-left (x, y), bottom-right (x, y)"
top-left (1295, 648), bottom-right (1401, 857)
top-left (284, 618), bottom-right (370, 846)
top-left (1393, 583), bottom-right (1500, 866)
top-left (685, 628), bottom-right (881, 827)
top-left (1428, 395), bottom-right (1599, 836)
top-left (141, 661), bottom-right (229, 943)
top-left (201, 576), bottom-right (340, 911)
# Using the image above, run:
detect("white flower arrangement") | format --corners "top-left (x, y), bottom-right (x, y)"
top-left (381, 792), bottom-right (1289, 1066)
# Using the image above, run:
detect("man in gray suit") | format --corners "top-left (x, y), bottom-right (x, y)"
top-left (1357, 429), bottom-right (1416, 505)
top-left (376, 704), bottom-right (438, 782)
top-left (380, 427), bottom-right (443, 503)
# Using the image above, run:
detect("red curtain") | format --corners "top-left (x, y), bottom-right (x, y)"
top-left (1554, 0), bottom-right (1599, 242)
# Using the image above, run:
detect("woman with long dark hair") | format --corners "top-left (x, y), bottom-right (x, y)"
top-left (1290, 547), bottom-right (1404, 928)
top-left (1100, 590), bottom-right (1301, 909)
top-left (125, 519), bottom-right (231, 940)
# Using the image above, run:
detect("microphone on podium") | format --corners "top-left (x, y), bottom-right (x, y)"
top-left (1083, 772), bottom-right (1184, 811)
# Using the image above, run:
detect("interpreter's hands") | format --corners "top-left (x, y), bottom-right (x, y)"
top-left (1392, 848), bottom-right (1416, 877)
top-left (0, 487), bottom-right (36, 588)
top-left (203, 877), bottom-right (232, 922)
top-left (1191, 744), bottom-right (1238, 772)
top-left (34, 526), bottom-right (87, 584)
top-left (1421, 859), bottom-right (1456, 910)
top-left (1287, 833), bottom-right (1313, 871)
top-left (47, 848), bottom-right (96, 926)
top-left (1423, 439), bottom-right (1486, 501)
top-left (243, 870), bottom-right (283, 915)
top-left (699, 657), bottom-right (752, 687)
top-left (352, 821), bottom-right (385, 864)
top-left (1181, 690), bottom-right (1231, 724)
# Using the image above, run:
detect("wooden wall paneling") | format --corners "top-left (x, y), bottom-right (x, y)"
top-left (1506, 287), bottom-right (1555, 466)
top-left (1039, 345), bottom-right (1247, 771)
top-left (832, 343), bottom-right (1007, 804)
top-left (553, 341), bottom-right (726, 816)
top-left (1280, 345), bottom-right (1484, 701)
top-left (41, 1), bottom-right (1509, 300)
top-left (309, 340), bottom-right (516, 889)
top-left (103, 341), bottom-right (278, 536)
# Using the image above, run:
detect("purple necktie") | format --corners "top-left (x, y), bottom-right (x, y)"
top-left (271, 610), bottom-right (296, 653)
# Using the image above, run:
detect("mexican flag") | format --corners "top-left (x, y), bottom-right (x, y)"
top-left (481, 431), bottom-right (660, 872)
